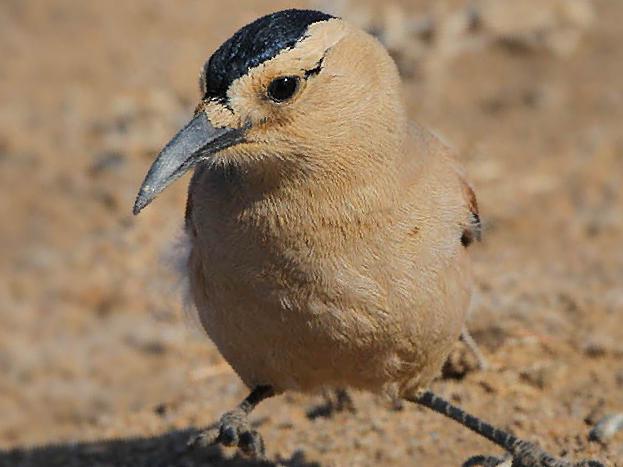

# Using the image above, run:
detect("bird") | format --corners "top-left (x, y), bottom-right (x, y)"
top-left (133, 9), bottom-right (602, 467)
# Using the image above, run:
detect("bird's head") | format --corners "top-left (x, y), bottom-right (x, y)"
top-left (134, 9), bottom-right (406, 215)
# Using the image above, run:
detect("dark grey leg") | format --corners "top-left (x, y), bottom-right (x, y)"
top-left (334, 388), bottom-right (356, 412)
top-left (189, 385), bottom-right (274, 458)
top-left (408, 391), bottom-right (604, 467)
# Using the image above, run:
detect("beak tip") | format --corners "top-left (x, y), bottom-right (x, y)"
top-left (132, 192), bottom-right (150, 216)
top-left (132, 112), bottom-right (245, 218)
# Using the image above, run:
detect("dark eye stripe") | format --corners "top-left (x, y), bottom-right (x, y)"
top-left (304, 57), bottom-right (324, 78)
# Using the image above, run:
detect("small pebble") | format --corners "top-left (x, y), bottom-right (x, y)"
top-left (589, 413), bottom-right (623, 442)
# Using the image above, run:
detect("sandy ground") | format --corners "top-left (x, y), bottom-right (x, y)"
top-left (1, 0), bottom-right (622, 466)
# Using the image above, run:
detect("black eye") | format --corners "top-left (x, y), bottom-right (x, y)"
top-left (267, 76), bottom-right (299, 102)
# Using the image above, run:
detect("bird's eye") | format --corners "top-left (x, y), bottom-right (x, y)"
top-left (267, 76), bottom-right (300, 102)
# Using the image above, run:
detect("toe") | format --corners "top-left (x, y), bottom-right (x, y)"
top-left (461, 455), bottom-right (507, 467)
top-left (187, 428), bottom-right (219, 449)
top-left (190, 408), bottom-right (266, 458)
top-left (239, 429), bottom-right (265, 458)
top-left (219, 424), bottom-right (239, 446)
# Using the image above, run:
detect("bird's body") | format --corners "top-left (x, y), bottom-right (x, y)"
top-left (133, 10), bottom-right (595, 465)
top-left (186, 122), bottom-right (474, 397)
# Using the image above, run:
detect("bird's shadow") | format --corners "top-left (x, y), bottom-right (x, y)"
top-left (0, 427), bottom-right (320, 467)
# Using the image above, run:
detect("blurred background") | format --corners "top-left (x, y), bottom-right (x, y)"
top-left (1, 1), bottom-right (622, 466)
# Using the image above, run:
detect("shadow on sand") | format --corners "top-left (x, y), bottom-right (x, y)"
top-left (0, 427), bottom-right (320, 467)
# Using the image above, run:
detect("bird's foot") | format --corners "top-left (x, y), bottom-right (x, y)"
top-left (462, 446), bottom-right (604, 467)
top-left (188, 408), bottom-right (266, 459)
top-left (508, 439), bottom-right (604, 467)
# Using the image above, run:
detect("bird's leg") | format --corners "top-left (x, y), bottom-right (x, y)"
top-left (308, 388), bottom-right (356, 419)
top-left (408, 391), bottom-right (604, 467)
top-left (461, 326), bottom-right (489, 370)
top-left (189, 385), bottom-right (274, 458)
top-left (333, 388), bottom-right (356, 412)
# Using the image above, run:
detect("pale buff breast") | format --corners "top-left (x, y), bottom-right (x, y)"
top-left (184, 162), bottom-right (472, 397)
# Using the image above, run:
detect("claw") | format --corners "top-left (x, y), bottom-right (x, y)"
top-left (239, 430), bottom-right (265, 457)
top-left (220, 425), bottom-right (239, 446)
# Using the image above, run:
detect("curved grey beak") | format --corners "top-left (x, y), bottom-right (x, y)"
top-left (133, 112), bottom-right (246, 215)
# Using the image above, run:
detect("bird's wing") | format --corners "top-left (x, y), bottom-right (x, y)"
top-left (458, 175), bottom-right (481, 247)
top-left (399, 123), bottom-right (481, 248)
